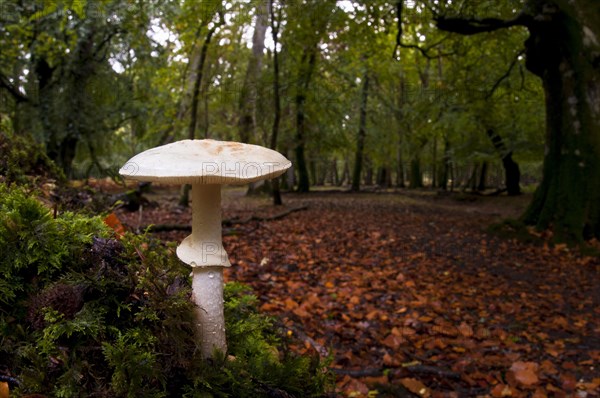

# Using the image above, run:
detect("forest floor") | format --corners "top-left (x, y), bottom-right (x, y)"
top-left (113, 185), bottom-right (600, 398)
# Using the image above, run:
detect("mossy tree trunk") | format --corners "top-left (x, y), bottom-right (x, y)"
top-left (437, 0), bottom-right (600, 242)
top-left (521, 1), bottom-right (600, 241)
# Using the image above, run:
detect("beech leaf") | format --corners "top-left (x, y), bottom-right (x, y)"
top-left (509, 361), bottom-right (539, 386)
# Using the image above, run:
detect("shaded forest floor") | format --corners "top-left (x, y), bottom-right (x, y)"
top-left (115, 186), bottom-right (600, 397)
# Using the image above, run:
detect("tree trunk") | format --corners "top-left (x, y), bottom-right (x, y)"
top-left (238, 1), bottom-right (268, 144)
top-left (466, 164), bottom-right (478, 192)
top-left (449, 162), bottom-right (455, 192)
top-left (410, 156), bottom-right (423, 188)
top-left (180, 18), bottom-right (221, 207)
top-left (332, 158), bottom-right (339, 185)
top-left (364, 157), bottom-right (374, 186)
top-left (396, 145), bottom-right (405, 188)
top-left (431, 136), bottom-right (437, 188)
top-left (56, 27), bottom-right (97, 178)
top-left (486, 129), bottom-right (521, 196)
top-left (478, 161), bottom-right (488, 192)
top-left (439, 138), bottom-right (450, 190)
top-left (295, 50), bottom-right (316, 193)
top-left (377, 166), bottom-right (392, 188)
top-left (521, 1), bottom-right (600, 241)
top-left (188, 25), bottom-right (218, 141)
top-left (269, 0), bottom-right (283, 205)
top-left (351, 73), bottom-right (370, 191)
top-left (339, 158), bottom-right (350, 186)
top-left (436, 0), bottom-right (600, 241)
top-left (309, 159), bottom-right (317, 186)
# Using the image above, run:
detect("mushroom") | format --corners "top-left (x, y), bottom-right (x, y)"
top-left (119, 139), bottom-right (291, 358)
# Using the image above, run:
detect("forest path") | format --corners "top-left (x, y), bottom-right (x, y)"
top-left (116, 188), bottom-right (600, 397)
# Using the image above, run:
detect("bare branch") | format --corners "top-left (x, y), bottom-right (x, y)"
top-left (435, 14), bottom-right (530, 35)
top-left (393, 1), bottom-right (455, 60)
top-left (486, 49), bottom-right (526, 99)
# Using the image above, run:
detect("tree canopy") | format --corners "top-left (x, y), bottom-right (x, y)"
top-left (2, 0), bottom-right (599, 241)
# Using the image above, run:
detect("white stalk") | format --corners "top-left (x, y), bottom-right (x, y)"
top-left (191, 266), bottom-right (226, 358)
top-left (176, 184), bottom-right (230, 358)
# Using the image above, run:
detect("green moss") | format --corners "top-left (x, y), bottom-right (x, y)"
top-left (0, 183), bottom-right (332, 397)
top-left (0, 129), bottom-right (64, 185)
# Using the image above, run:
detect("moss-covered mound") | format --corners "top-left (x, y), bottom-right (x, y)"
top-left (0, 184), bottom-right (332, 397)
top-left (0, 129), bottom-right (64, 185)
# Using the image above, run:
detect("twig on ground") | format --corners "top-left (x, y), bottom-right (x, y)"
top-left (277, 321), bottom-right (330, 358)
top-left (331, 364), bottom-right (460, 380)
top-left (222, 205), bottom-right (309, 226)
top-left (140, 205), bottom-right (309, 232)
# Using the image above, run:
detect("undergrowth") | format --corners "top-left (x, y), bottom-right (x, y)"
top-left (0, 183), bottom-right (332, 397)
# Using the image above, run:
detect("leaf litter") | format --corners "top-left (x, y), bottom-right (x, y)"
top-left (116, 189), bottom-right (600, 397)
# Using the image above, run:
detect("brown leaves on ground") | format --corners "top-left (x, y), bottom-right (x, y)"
top-left (117, 190), bottom-right (600, 397)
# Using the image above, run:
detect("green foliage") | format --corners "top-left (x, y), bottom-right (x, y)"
top-left (0, 184), bottom-right (105, 307)
top-left (0, 183), bottom-right (331, 397)
top-left (102, 329), bottom-right (165, 397)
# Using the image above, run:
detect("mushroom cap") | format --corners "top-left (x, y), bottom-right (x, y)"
top-left (119, 139), bottom-right (291, 184)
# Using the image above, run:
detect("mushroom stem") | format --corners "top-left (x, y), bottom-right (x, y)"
top-left (177, 184), bottom-right (230, 358)
top-left (191, 266), bottom-right (226, 358)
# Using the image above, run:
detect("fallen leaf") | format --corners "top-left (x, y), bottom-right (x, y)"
top-left (491, 384), bottom-right (512, 397)
top-left (383, 352), bottom-right (401, 367)
top-left (284, 298), bottom-right (298, 310)
top-left (292, 306), bottom-right (310, 318)
top-left (561, 373), bottom-right (577, 391)
top-left (341, 376), bottom-right (369, 396)
top-left (400, 378), bottom-right (430, 397)
top-left (508, 361), bottom-right (539, 386)
top-left (0, 382), bottom-right (8, 398)
top-left (458, 322), bottom-right (473, 338)
top-left (103, 212), bottom-right (125, 238)
top-left (382, 334), bottom-right (404, 349)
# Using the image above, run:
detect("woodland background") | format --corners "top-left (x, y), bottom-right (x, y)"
top-left (1, 0), bottom-right (599, 397)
